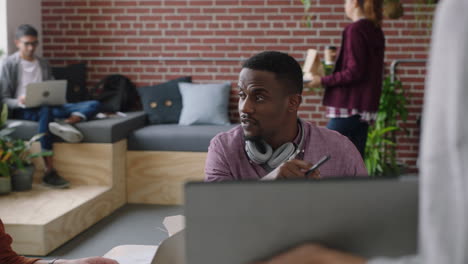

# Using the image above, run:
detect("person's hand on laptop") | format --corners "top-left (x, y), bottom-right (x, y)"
top-left (261, 160), bottom-right (320, 180)
top-left (254, 243), bottom-right (365, 264)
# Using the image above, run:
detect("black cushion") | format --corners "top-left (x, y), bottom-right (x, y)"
top-left (51, 63), bottom-right (88, 103)
top-left (137, 76), bottom-right (191, 124)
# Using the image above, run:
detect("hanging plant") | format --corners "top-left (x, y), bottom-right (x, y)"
top-left (300, 0), bottom-right (314, 27)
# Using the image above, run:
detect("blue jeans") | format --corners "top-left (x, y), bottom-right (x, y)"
top-left (327, 115), bottom-right (369, 159)
top-left (13, 100), bottom-right (100, 150)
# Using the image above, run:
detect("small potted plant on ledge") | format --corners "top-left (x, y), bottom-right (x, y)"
top-left (8, 134), bottom-right (49, 191)
top-left (0, 104), bottom-right (52, 192)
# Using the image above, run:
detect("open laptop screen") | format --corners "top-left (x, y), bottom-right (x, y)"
top-left (185, 177), bottom-right (418, 264)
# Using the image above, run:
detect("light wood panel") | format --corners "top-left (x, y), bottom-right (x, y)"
top-left (1, 140), bottom-right (127, 255)
top-left (127, 151), bottom-right (206, 205)
top-left (1, 185), bottom-right (109, 254)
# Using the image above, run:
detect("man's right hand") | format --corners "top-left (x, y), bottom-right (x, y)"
top-left (261, 159), bottom-right (320, 180)
top-left (254, 243), bottom-right (366, 264)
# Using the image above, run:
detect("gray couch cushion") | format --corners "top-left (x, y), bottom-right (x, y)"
top-left (75, 111), bottom-right (146, 143)
top-left (6, 120), bottom-right (38, 141)
top-left (7, 111), bottom-right (147, 143)
top-left (128, 124), bottom-right (237, 152)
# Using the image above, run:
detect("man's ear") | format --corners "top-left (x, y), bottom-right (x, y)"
top-left (288, 94), bottom-right (302, 112)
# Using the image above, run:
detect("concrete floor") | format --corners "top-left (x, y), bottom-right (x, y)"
top-left (27, 204), bottom-right (183, 261)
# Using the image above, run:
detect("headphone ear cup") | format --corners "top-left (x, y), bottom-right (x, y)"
top-left (266, 142), bottom-right (296, 169)
top-left (245, 140), bottom-right (273, 164)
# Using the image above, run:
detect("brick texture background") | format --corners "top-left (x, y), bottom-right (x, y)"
top-left (41, 0), bottom-right (436, 173)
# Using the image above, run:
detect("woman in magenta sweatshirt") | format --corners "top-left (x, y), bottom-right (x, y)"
top-left (306, 0), bottom-right (385, 158)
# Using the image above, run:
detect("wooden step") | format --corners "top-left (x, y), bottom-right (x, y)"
top-left (0, 140), bottom-right (127, 255)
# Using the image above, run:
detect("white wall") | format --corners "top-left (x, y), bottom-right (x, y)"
top-left (0, 0), bottom-right (7, 59)
top-left (5, 0), bottom-right (42, 56)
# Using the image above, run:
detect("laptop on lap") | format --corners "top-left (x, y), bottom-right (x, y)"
top-left (24, 80), bottom-right (67, 108)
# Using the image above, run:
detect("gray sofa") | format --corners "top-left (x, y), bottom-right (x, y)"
top-left (9, 111), bottom-right (236, 150)
top-left (8, 111), bottom-right (236, 205)
top-left (128, 123), bottom-right (236, 152)
top-left (9, 111), bottom-right (147, 144)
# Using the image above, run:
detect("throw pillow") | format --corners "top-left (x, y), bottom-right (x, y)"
top-left (178, 82), bottom-right (232, 125)
top-left (137, 76), bottom-right (192, 124)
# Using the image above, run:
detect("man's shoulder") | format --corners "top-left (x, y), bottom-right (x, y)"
top-left (2, 53), bottom-right (19, 67)
top-left (303, 121), bottom-right (367, 176)
top-left (304, 121), bottom-right (355, 148)
top-left (211, 125), bottom-right (243, 145)
top-left (304, 121), bottom-right (343, 139)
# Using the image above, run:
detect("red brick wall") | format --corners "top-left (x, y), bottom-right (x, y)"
top-left (41, 0), bottom-right (436, 172)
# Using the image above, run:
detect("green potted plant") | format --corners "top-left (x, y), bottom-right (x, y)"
top-left (365, 77), bottom-right (409, 176)
top-left (0, 104), bottom-right (52, 191)
top-left (7, 134), bottom-right (48, 191)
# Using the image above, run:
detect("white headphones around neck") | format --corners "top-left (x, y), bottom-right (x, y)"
top-left (245, 119), bottom-right (305, 171)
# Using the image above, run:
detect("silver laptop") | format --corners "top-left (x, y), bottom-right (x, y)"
top-left (185, 177), bottom-right (418, 264)
top-left (24, 80), bottom-right (67, 108)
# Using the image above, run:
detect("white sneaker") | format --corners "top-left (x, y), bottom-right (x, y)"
top-left (49, 122), bottom-right (84, 143)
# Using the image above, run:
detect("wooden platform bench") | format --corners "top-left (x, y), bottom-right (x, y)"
top-left (0, 112), bottom-right (146, 255)
top-left (126, 124), bottom-right (235, 205)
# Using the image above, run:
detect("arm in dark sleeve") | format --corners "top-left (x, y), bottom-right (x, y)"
top-left (204, 137), bottom-right (234, 182)
top-left (44, 59), bottom-right (54, 81)
top-left (0, 219), bottom-right (41, 264)
top-left (0, 61), bottom-right (20, 109)
top-left (321, 25), bottom-right (368, 87)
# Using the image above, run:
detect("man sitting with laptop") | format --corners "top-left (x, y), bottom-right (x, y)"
top-left (205, 51), bottom-right (367, 182)
top-left (0, 24), bottom-right (101, 188)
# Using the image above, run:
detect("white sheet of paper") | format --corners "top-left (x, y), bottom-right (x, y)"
top-left (163, 215), bottom-right (185, 236)
top-left (103, 245), bottom-right (158, 264)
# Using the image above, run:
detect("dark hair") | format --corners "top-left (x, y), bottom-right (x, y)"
top-left (242, 51), bottom-right (303, 95)
top-left (16, 24), bottom-right (38, 39)
top-left (358, 0), bottom-right (383, 27)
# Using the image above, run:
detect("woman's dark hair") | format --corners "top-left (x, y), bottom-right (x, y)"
top-left (358, 0), bottom-right (383, 27)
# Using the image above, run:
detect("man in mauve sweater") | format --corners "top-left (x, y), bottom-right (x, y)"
top-left (205, 51), bottom-right (367, 182)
